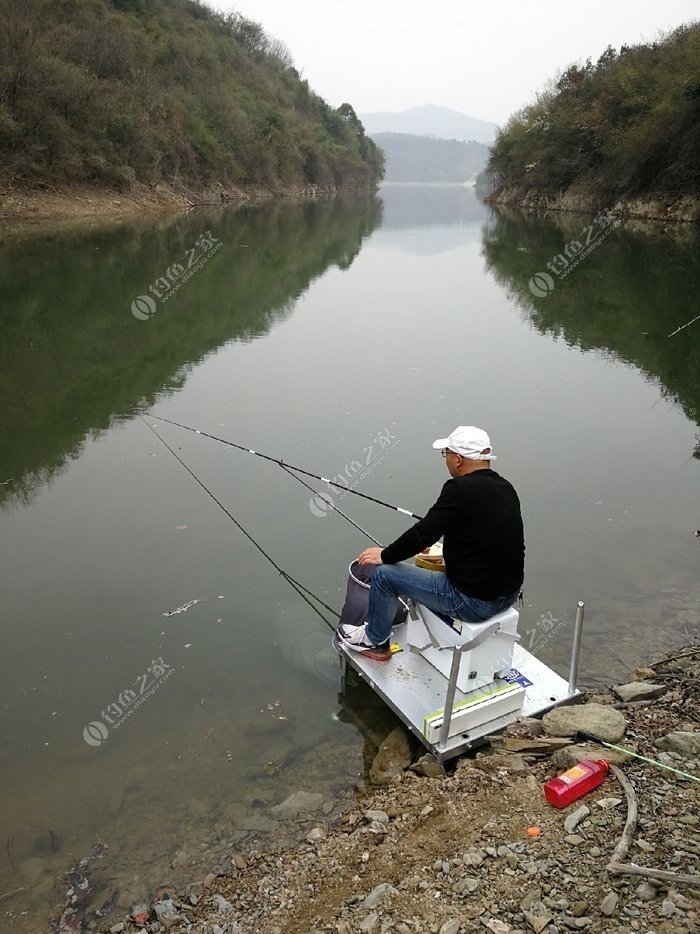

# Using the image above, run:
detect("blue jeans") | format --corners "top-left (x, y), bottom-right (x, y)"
top-left (366, 562), bottom-right (520, 645)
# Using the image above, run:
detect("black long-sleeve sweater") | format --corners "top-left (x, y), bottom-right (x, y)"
top-left (380, 469), bottom-right (524, 599)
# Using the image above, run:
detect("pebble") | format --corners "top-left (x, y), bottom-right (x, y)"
top-left (635, 839), bottom-right (654, 853)
top-left (589, 846), bottom-right (602, 857)
top-left (660, 900), bottom-right (678, 917)
top-left (306, 827), bottom-right (326, 844)
top-left (109, 925), bottom-right (125, 934)
top-left (600, 892), bottom-right (619, 916)
top-left (564, 834), bottom-right (585, 845)
top-left (564, 806), bottom-right (589, 833)
top-left (505, 852), bottom-right (518, 870)
top-left (212, 893), bottom-right (232, 910)
top-left (635, 881), bottom-right (657, 901)
top-left (360, 911), bottom-right (379, 932)
top-left (365, 809), bottom-right (390, 823)
top-left (363, 883), bottom-right (398, 910)
top-left (439, 921), bottom-right (460, 934)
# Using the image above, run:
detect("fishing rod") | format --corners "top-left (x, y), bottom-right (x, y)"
top-left (140, 416), bottom-right (340, 631)
top-left (147, 413), bottom-right (424, 521)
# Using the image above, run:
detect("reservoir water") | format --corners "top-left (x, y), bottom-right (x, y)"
top-left (1, 184), bottom-right (698, 928)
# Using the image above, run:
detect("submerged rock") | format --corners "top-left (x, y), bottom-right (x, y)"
top-left (270, 790), bottom-right (324, 820)
top-left (369, 726), bottom-right (411, 784)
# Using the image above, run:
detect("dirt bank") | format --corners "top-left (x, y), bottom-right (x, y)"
top-left (49, 645), bottom-right (700, 934)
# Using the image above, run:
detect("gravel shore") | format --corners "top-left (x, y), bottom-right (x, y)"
top-left (53, 646), bottom-right (700, 934)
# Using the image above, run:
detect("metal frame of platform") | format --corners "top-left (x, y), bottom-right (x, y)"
top-left (337, 602), bottom-right (585, 762)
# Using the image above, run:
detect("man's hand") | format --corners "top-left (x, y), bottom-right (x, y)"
top-left (358, 546), bottom-right (383, 566)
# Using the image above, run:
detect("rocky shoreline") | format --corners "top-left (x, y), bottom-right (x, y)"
top-left (51, 646), bottom-right (700, 934)
top-left (485, 188), bottom-right (700, 225)
top-left (0, 179), bottom-right (378, 234)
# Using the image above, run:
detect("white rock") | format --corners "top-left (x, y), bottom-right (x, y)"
top-left (440, 920), bottom-right (461, 934)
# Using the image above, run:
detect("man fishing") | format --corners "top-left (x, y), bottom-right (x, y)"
top-left (337, 426), bottom-right (524, 658)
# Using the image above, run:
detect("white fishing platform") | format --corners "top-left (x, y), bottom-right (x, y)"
top-left (336, 600), bottom-right (584, 763)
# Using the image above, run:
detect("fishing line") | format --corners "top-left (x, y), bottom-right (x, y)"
top-left (140, 416), bottom-right (340, 630)
top-left (147, 412), bottom-right (423, 520)
top-left (578, 732), bottom-right (700, 784)
top-left (277, 462), bottom-right (383, 546)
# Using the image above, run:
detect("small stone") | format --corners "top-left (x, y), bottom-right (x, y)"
top-left (505, 852), bottom-right (518, 870)
top-left (440, 921), bottom-right (461, 934)
top-left (410, 753), bottom-right (446, 778)
top-left (110, 925), bottom-right (125, 934)
top-left (600, 892), bottom-right (619, 916)
top-left (203, 873), bottom-right (217, 888)
top-left (212, 893), bottom-right (232, 910)
top-left (306, 827), bottom-right (326, 844)
top-left (462, 850), bottom-right (484, 867)
top-left (360, 911), bottom-right (379, 932)
top-left (659, 900), bottom-right (678, 918)
top-left (613, 681), bottom-right (667, 702)
top-left (365, 810), bottom-right (390, 823)
top-left (564, 805), bottom-right (590, 833)
top-left (572, 900), bottom-right (588, 916)
top-left (635, 881), bottom-right (657, 901)
top-left (669, 890), bottom-right (691, 909)
top-left (596, 797), bottom-right (622, 810)
top-left (589, 847), bottom-right (602, 857)
top-left (485, 921), bottom-right (511, 933)
top-left (188, 895), bottom-right (198, 906)
top-left (232, 853), bottom-right (247, 870)
top-left (635, 839), bottom-right (654, 853)
top-left (564, 834), bottom-right (584, 845)
top-left (153, 899), bottom-right (179, 924)
top-left (524, 910), bottom-right (552, 933)
top-left (363, 883), bottom-right (398, 910)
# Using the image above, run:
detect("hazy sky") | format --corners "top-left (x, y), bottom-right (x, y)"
top-left (224, 0), bottom-right (698, 125)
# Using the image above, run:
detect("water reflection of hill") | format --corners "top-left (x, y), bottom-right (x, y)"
top-left (378, 183), bottom-right (489, 229)
top-left (0, 197), bottom-right (381, 508)
top-left (481, 209), bottom-right (700, 451)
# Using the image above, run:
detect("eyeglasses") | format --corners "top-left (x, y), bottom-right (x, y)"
top-left (441, 449), bottom-right (449, 458)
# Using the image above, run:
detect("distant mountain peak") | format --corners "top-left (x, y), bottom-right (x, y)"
top-left (359, 104), bottom-right (496, 145)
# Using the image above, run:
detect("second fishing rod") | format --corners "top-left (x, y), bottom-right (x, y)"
top-left (147, 413), bottom-right (424, 521)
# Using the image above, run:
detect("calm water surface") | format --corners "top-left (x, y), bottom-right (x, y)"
top-left (1, 185), bottom-right (699, 928)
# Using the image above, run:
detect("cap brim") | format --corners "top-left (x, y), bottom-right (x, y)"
top-left (432, 437), bottom-right (450, 450)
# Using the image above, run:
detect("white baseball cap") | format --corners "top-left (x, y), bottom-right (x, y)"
top-left (432, 426), bottom-right (496, 461)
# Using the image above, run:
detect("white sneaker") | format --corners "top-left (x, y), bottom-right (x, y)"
top-left (337, 623), bottom-right (390, 657)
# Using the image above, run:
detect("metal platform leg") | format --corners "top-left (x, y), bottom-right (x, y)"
top-left (568, 601), bottom-right (584, 694)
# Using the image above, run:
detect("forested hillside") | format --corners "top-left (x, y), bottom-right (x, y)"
top-left (486, 23), bottom-right (699, 204)
top-left (372, 133), bottom-right (488, 182)
top-left (0, 0), bottom-right (383, 193)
